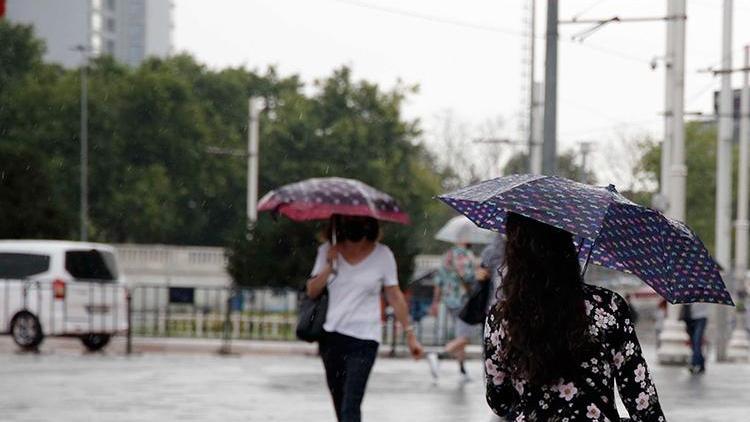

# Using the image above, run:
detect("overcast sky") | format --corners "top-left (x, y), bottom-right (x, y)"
top-left (173, 0), bottom-right (750, 187)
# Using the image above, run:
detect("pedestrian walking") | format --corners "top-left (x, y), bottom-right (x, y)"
top-left (438, 174), bottom-right (734, 420)
top-left (681, 303), bottom-right (709, 374)
top-left (427, 241), bottom-right (480, 381)
top-left (654, 299), bottom-right (667, 349)
top-left (483, 213), bottom-right (666, 421)
top-left (479, 234), bottom-right (505, 308)
top-left (306, 215), bottom-right (423, 422)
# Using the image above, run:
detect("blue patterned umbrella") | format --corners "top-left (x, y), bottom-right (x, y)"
top-left (438, 174), bottom-right (733, 305)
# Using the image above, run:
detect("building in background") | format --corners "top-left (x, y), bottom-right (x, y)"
top-left (4, 0), bottom-right (172, 68)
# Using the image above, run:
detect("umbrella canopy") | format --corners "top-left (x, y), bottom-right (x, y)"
top-left (438, 174), bottom-right (733, 305)
top-left (258, 177), bottom-right (410, 224)
top-left (435, 216), bottom-right (497, 245)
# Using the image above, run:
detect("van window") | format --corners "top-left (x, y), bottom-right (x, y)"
top-left (0, 253), bottom-right (51, 278)
top-left (65, 250), bottom-right (119, 281)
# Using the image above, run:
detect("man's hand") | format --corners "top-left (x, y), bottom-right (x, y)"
top-left (407, 332), bottom-right (424, 359)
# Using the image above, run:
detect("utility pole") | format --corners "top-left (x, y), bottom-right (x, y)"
top-left (660, 0), bottom-right (675, 212)
top-left (727, 45), bottom-right (750, 362)
top-left (75, 45), bottom-right (89, 242)
top-left (657, 0), bottom-right (691, 365)
top-left (247, 98), bottom-right (261, 226)
top-left (527, 0), bottom-right (538, 175)
top-left (530, 82), bottom-right (545, 174)
top-left (715, 0), bottom-right (734, 362)
top-left (542, 0), bottom-right (558, 176)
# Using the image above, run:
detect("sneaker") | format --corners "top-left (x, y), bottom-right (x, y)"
top-left (426, 352), bottom-right (440, 379)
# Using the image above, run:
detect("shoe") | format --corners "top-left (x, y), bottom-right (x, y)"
top-left (688, 365), bottom-right (705, 375)
top-left (459, 361), bottom-right (471, 382)
top-left (427, 352), bottom-right (440, 379)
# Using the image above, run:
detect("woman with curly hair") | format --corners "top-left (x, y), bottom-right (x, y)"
top-left (484, 212), bottom-right (666, 421)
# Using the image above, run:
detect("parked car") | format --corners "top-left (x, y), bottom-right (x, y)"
top-left (0, 240), bottom-right (128, 351)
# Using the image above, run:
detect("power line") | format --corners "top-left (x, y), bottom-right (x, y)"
top-left (685, 80), bottom-right (719, 106)
top-left (330, 0), bottom-right (526, 37)
top-left (329, 0), bottom-right (654, 65)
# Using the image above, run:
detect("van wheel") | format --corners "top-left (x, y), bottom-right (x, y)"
top-left (81, 334), bottom-right (111, 352)
top-left (11, 311), bottom-right (44, 351)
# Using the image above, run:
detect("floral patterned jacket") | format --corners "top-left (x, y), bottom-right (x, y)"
top-left (484, 284), bottom-right (666, 421)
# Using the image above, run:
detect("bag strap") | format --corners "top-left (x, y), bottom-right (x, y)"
top-left (327, 256), bottom-right (338, 287)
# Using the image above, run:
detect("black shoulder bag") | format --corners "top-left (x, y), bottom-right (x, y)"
top-left (296, 285), bottom-right (329, 342)
top-left (459, 278), bottom-right (490, 325)
top-left (457, 251), bottom-right (491, 325)
top-left (296, 265), bottom-right (337, 343)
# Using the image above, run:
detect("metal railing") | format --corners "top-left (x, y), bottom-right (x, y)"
top-left (129, 284), bottom-right (298, 341)
top-left (127, 284), bottom-right (470, 349)
top-left (1, 279), bottom-right (474, 352)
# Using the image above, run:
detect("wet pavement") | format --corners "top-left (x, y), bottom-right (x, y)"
top-left (1, 343), bottom-right (749, 421)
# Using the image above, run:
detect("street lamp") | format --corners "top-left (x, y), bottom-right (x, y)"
top-left (213, 96), bottom-right (262, 355)
top-left (206, 97), bottom-right (263, 229)
top-left (73, 45), bottom-right (89, 241)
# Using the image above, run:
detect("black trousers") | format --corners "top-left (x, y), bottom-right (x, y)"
top-left (319, 331), bottom-right (379, 422)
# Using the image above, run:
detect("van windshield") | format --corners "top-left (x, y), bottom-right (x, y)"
top-left (65, 250), bottom-right (119, 281)
top-left (0, 253), bottom-right (51, 278)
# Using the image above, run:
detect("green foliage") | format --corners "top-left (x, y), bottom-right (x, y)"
top-left (0, 142), bottom-right (72, 238)
top-left (0, 22), bottom-right (446, 288)
top-left (228, 68), bottom-right (445, 287)
top-left (638, 121), bottom-right (734, 255)
top-left (0, 21), bottom-right (44, 96)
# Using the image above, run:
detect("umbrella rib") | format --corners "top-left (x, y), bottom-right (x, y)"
top-left (350, 181), bottom-right (379, 217)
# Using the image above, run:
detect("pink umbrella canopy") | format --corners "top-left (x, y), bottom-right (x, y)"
top-left (258, 177), bottom-right (410, 224)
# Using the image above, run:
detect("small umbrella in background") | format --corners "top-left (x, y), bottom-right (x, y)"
top-left (438, 174), bottom-right (734, 305)
top-left (258, 177), bottom-right (410, 224)
top-left (435, 215), bottom-right (496, 245)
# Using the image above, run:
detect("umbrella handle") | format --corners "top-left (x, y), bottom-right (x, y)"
top-left (329, 218), bottom-right (339, 277)
top-left (578, 238), bottom-right (595, 276)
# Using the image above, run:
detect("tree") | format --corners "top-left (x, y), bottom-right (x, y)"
top-left (0, 23), bottom-right (451, 288)
top-left (428, 110), bottom-right (508, 190)
top-left (0, 21), bottom-right (44, 97)
top-left (0, 142), bottom-right (71, 238)
top-left (638, 121), bottom-right (733, 255)
top-left (0, 21), bottom-right (75, 238)
top-left (227, 68), bottom-right (446, 287)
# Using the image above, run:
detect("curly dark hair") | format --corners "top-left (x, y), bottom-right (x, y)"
top-left (493, 212), bottom-right (592, 386)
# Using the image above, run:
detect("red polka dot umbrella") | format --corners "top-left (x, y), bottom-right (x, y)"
top-left (258, 177), bottom-right (410, 224)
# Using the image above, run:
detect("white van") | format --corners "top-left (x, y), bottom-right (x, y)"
top-left (0, 240), bottom-right (128, 351)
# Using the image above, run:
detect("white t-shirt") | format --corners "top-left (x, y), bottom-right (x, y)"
top-left (311, 242), bottom-right (398, 343)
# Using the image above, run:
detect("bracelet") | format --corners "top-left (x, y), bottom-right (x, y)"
top-left (405, 325), bottom-right (415, 333)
